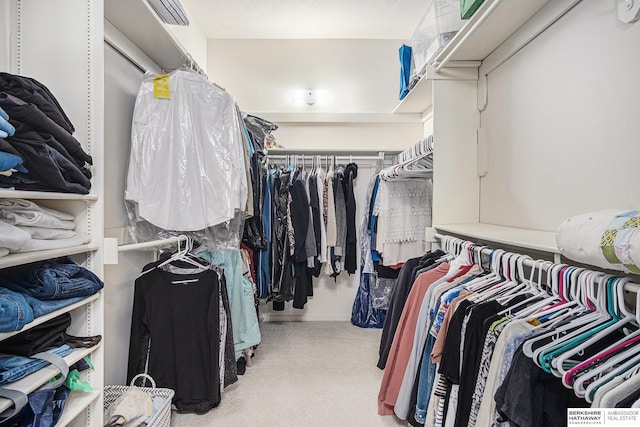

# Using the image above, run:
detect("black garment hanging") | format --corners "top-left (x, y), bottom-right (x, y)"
top-left (290, 176), bottom-right (311, 309)
top-left (270, 170), bottom-right (294, 310)
top-left (308, 173), bottom-right (323, 278)
top-left (377, 251), bottom-right (445, 370)
top-left (343, 163), bottom-right (358, 274)
top-left (494, 344), bottom-right (589, 427)
top-left (242, 151), bottom-right (266, 250)
top-left (331, 167), bottom-right (347, 278)
top-left (127, 261), bottom-right (222, 414)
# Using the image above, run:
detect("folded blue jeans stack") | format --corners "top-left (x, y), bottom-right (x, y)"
top-left (0, 257), bottom-right (103, 332)
top-left (0, 344), bottom-right (71, 386)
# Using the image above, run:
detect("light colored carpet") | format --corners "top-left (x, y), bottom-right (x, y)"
top-left (171, 321), bottom-right (407, 427)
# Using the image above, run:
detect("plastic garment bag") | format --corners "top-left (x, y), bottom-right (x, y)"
top-left (125, 69), bottom-right (248, 234)
top-left (352, 269), bottom-right (387, 328)
top-left (351, 176), bottom-right (387, 328)
top-left (371, 277), bottom-right (396, 310)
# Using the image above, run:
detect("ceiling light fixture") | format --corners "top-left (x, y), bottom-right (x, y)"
top-left (305, 90), bottom-right (317, 105)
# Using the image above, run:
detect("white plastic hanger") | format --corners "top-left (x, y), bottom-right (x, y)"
top-left (157, 235), bottom-right (210, 272)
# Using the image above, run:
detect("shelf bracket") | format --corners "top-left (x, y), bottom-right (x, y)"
top-left (478, 73), bottom-right (488, 112)
top-left (618, 0), bottom-right (640, 23)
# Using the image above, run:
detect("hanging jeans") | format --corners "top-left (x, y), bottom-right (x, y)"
top-left (414, 334), bottom-right (438, 423)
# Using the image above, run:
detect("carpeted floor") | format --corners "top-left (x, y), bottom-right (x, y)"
top-left (171, 321), bottom-right (407, 427)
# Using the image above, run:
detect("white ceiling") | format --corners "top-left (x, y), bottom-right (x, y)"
top-left (182, 0), bottom-right (427, 39)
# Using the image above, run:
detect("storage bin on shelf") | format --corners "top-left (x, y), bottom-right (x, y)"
top-left (409, 0), bottom-right (463, 83)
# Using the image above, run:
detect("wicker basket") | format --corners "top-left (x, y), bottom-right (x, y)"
top-left (104, 374), bottom-right (174, 427)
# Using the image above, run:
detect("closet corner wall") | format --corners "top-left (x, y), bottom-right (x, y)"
top-left (394, 0), bottom-right (639, 254)
top-left (0, 1), bottom-right (105, 426)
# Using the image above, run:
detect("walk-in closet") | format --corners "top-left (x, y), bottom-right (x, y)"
top-left (0, 0), bottom-right (639, 426)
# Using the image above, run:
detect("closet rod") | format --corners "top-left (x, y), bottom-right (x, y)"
top-left (267, 154), bottom-right (385, 162)
top-left (117, 235), bottom-right (188, 252)
top-left (434, 232), bottom-right (640, 294)
top-left (104, 235), bottom-right (189, 264)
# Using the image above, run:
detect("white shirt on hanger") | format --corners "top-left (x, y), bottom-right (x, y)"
top-left (126, 69), bottom-right (247, 231)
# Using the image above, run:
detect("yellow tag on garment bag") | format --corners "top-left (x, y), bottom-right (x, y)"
top-left (153, 74), bottom-right (170, 98)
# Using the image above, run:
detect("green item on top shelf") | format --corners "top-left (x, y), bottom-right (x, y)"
top-left (461, 0), bottom-right (485, 19)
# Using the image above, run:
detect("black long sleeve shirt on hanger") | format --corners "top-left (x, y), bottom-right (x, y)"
top-left (290, 177), bottom-right (312, 308)
top-left (308, 173), bottom-right (323, 277)
top-left (127, 264), bottom-right (221, 414)
top-left (343, 163), bottom-right (358, 274)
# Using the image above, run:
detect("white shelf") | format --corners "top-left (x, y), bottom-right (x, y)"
top-left (392, 0), bottom-right (552, 114)
top-left (433, 0), bottom-right (551, 66)
top-left (392, 75), bottom-right (433, 114)
top-left (254, 112), bottom-right (423, 123)
top-left (57, 390), bottom-right (101, 427)
top-left (0, 244), bottom-right (99, 270)
top-left (434, 223), bottom-right (559, 254)
top-left (0, 190), bottom-right (98, 201)
top-left (0, 346), bottom-right (99, 414)
top-left (0, 293), bottom-right (101, 341)
top-left (105, 0), bottom-right (187, 71)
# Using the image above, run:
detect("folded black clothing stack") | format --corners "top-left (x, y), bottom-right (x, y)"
top-left (0, 313), bottom-right (71, 357)
top-left (0, 312), bottom-right (102, 357)
top-left (0, 72), bottom-right (92, 194)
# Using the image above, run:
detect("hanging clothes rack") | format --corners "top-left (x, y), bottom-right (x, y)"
top-left (267, 153), bottom-right (386, 163)
top-left (391, 135), bottom-right (434, 165)
top-left (434, 232), bottom-right (640, 294)
top-left (377, 136), bottom-right (433, 181)
top-left (267, 150), bottom-right (387, 162)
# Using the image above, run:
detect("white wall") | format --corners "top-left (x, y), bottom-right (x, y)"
top-left (207, 39), bottom-right (404, 114)
top-left (167, 0), bottom-right (208, 73)
top-left (480, 0), bottom-right (640, 231)
top-left (423, 108), bottom-right (433, 137)
top-left (274, 122), bottom-right (421, 151)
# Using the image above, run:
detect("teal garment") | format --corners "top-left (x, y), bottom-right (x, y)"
top-left (199, 249), bottom-right (261, 359)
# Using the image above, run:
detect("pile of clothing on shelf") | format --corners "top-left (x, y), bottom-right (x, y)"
top-left (0, 73), bottom-right (93, 194)
top-left (0, 310), bottom-right (99, 426)
top-left (0, 199), bottom-right (90, 257)
top-left (0, 256), bottom-right (103, 332)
